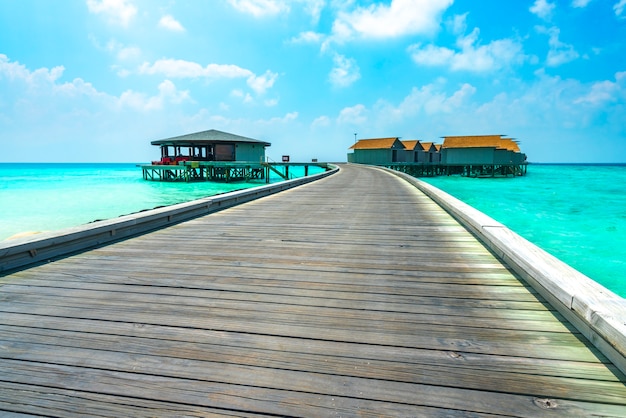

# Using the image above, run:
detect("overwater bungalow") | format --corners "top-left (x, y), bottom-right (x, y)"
top-left (150, 129), bottom-right (270, 165)
top-left (347, 137), bottom-right (442, 177)
top-left (347, 133), bottom-right (526, 178)
top-left (142, 129), bottom-right (271, 182)
top-left (347, 137), bottom-right (406, 164)
top-left (419, 142), bottom-right (441, 163)
top-left (141, 129), bottom-right (330, 183)
top-left (441, 135), bottom-right (527, 176)
top-left (399, 140), bottom-right (422, 163)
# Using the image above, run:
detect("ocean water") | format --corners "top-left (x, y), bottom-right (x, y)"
top-left (0, 163), bottom-right (323, 242)
top-left (2, 163), bottom-right (624, 298)
top-left (422, 164), bottom-right (626, 298)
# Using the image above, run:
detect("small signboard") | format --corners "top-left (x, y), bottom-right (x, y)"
top-left (282, 155), bottom-right (290, 162)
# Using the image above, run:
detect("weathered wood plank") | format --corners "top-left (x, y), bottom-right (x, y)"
top-left (1, 163), bottom-right (624, 416)
top-left (2, 359), bottom-right (624, 417)
top-left (1, 282), bottom-right (560, 319)
top-left (0, 286), bottom-right (572, 333)
top-left (2, 325), bottom-right (625, 403)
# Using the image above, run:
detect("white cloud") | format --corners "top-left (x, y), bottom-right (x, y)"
top-left (537, 26), bottom-right (579, 66)
top-left (138, 59), bottom-right (278, 95)
top-left (86, 0), bottom-right (137, 27)
top-left (575, 71), bottom-right (626, 105)
top-left (0, 53), bottom-right (193, 121)
top-left (376, 81), bottom-right (476, 120)
top-left (446, 13), bottom-right (468, 36)
top-left (572, 0), bottom-right (592, 7)
top-left (302, 0), bottom-right (325, 24)
top-left (530, 0), bottom-right (555, 20)
top-left (119, 80), bottom-right (190, 111)
top-left (227, 0), bottom-right (289, 17)
top-left (337, 104), bottom-right (367, 125)
top-left (409, 28), bottom-right (525, 72)
top-left (311, 115), bottom-right (331, 128)
top-left (615, 0), bottom-right (626, 17)
top-left (158, 15), bottom-right (185, 32)
top-left (260, 111), bottom-right (298, 124)
top-left (331, 0), bottom-right (453, 42)
top-left (0, 54), bottom-right (64, 85)
top-left (247, 70), bottom-right (278, 94)
top-left (329, 53), bottom-right (360, 87)
top-left (289, 31), bottom-right (324, 44)
top-left (116, 45), bottom-right (141, 61)
top-left (138, 59), bottom-right (253, 79)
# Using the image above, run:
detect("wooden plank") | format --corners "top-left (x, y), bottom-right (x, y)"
top-left (0, 322), bottom-right (617, 380)
top-left (1, 282), bottom-right (559, 318)
top-left (2, 359), bottom-right (624, 417)
top-left (1, 163), bottom-right (624, 416)
top-left (1, 276), bottom-right (546, 309)
top-left (2, 325), bottom-right (625, 403)
top-left (0, 381), bottom-right (265, 418)
top-left (0, 302), bottom-right (604, 362)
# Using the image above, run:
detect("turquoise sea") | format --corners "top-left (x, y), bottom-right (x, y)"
top-left (0, 163), bottom-right (322, 242)
top-left (1, 163), bottom-right (624, 298)
top-left (422, 164), bottom-right (626, 298)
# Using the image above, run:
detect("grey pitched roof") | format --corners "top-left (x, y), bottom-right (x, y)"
top-left (151, 129), bottom-right (271, 147)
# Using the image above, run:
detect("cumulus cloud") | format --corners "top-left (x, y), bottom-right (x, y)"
top-left (247, 70), bottom-right (278, 95)
top-left (575, 71), bottom-right (626, 105)
top-left (138, 59), bottom-right (253, 79)
top-left (530, 0), bottom-right (555, 20)
top-left (119, 80), bottom-right (190, 111)
top-left (158, 15), bottom-right (185, 32)
top-left (137, 59), bottom-right (277, 94)
top-left (259, 111), bottom-right (298, 125)
top-left (615, 0), bottom-right (626, 17)
top-left (446, 13), bottom-right (468, 36)
top-left (0, 54), bottom-right (64, 85)
top-left (302, 0), bottom-right (325, 24)
top-left (311, 115), bottom-right (331, 129)
top-left (331, 0), bottom-right (453, 42)
top-left (227, 0), bottom-right (289, 17)
top-left (376, 81), bottom-right (476, 121)
top-left (0, 53), bottom-right (194, 116)
top-left (329, 53), bottom-right (360, 87)
top-left (289, 31), bottom-right (324, 45)
top-left (86, 0), bottom-right (137, 27)
top-left (337, 104), bottom-right (368, 125)
top-left (572, 0), bottom-right (593, 7)
top-left (408, 28), bottom-right (525, 72)
top-left (537, 26), bottom-right (579, 66)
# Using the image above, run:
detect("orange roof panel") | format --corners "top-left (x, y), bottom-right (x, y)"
top-left (401, 140), bottom-right (420, 150)
top-left (349, 137), bottom-right (404, 150)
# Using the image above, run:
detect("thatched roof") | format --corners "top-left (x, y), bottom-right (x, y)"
top-left (442, 135), bottom-right (505, 149)
top-left (499, 139), bottom-right (521, 152)
top-left (151, 129), bottom-right (271, 147)
top-left (442, 135), bottom-right (521, 152)
top-left (349, 137), bottom-right (404, 150)
top-left (420, 142), bottom-right (437, 152)
top-left (401, 140), bottom-right (420, 151)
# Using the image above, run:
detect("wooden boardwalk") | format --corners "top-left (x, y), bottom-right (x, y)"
top-left (1, 163), bottom-right (625, 417)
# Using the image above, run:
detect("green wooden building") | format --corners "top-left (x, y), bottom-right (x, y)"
top-left (347, 137), bottom-right (406, 164)
top-left (151, 129), bottom-right (271, 165)
top-left (441, 135), bottom-right (527, 176)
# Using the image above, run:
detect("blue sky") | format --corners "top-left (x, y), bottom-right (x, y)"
top-left (1, 0), bottom-right (625, 163)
